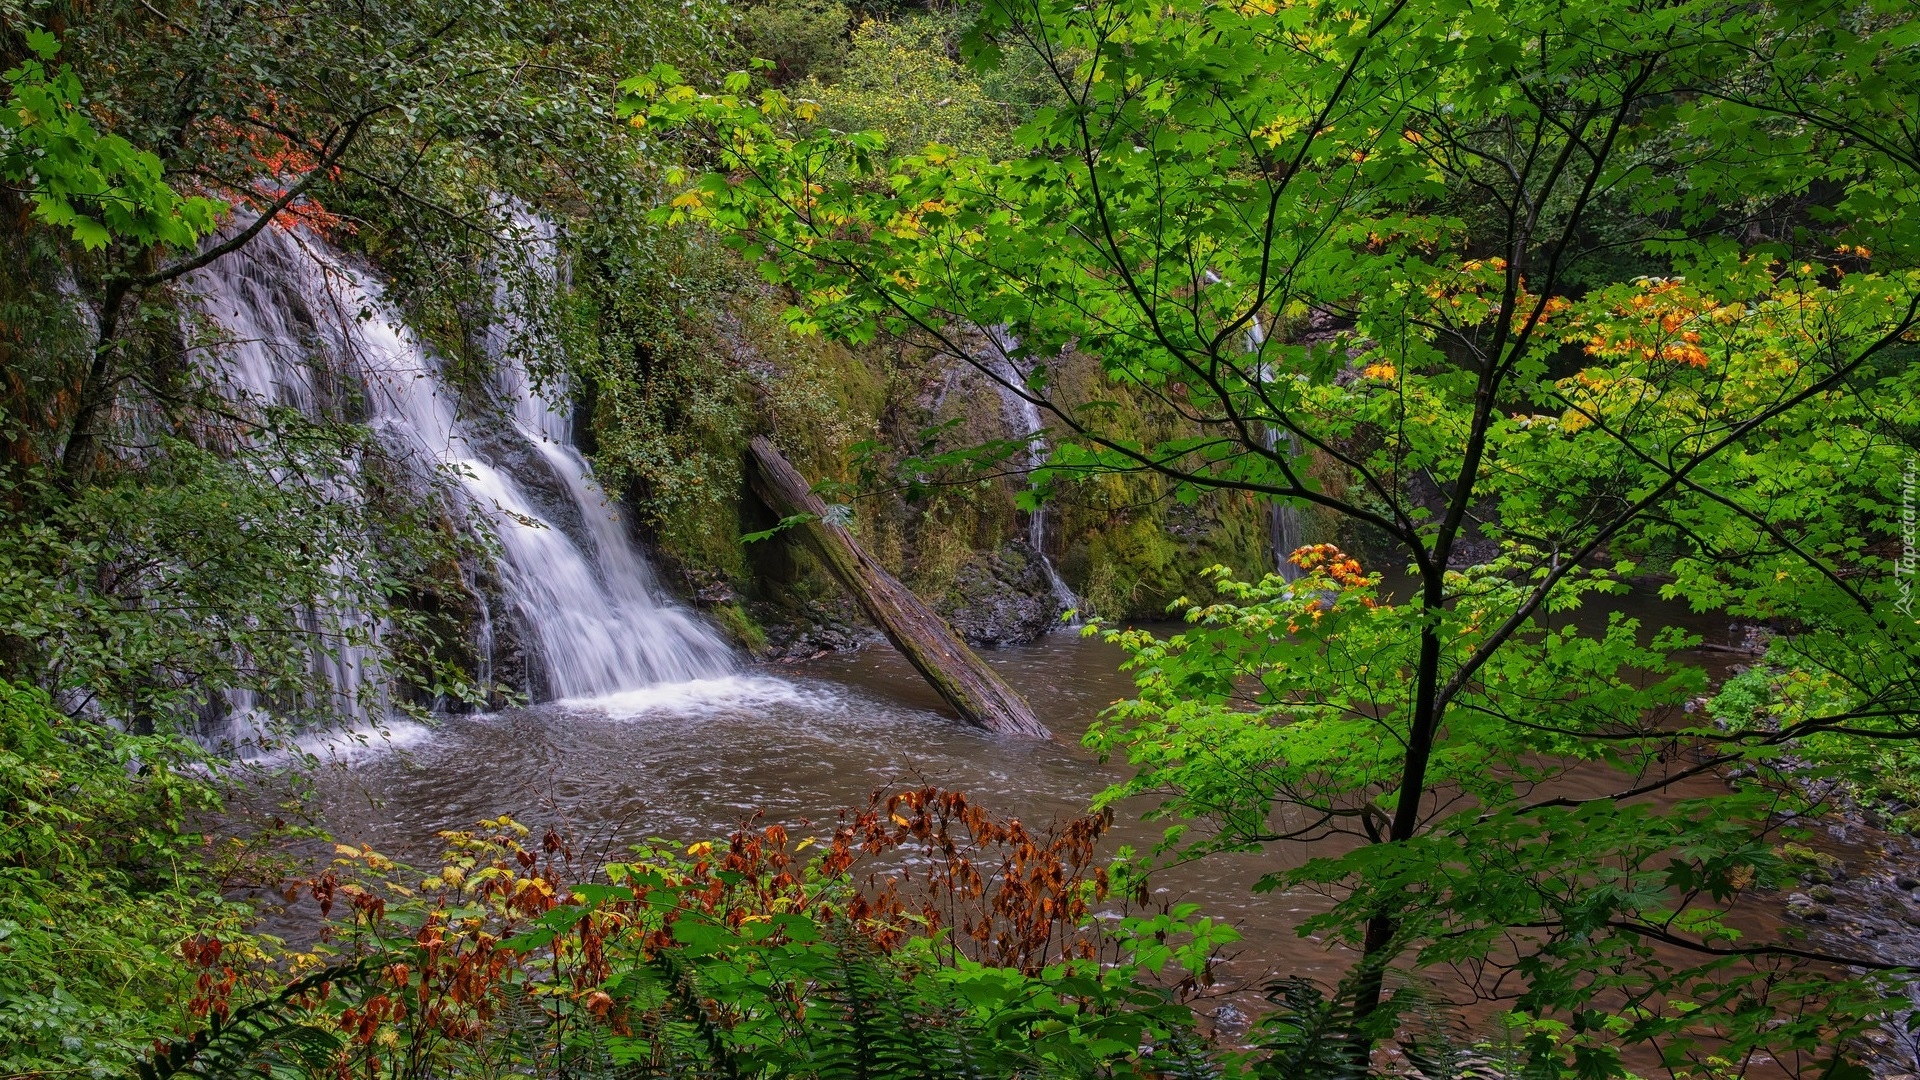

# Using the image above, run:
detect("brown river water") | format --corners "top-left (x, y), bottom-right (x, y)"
top-left (300, 585), bottom-right (1920, 1068)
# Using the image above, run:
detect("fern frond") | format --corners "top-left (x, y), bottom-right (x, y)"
top-left (654, 949), bottom-right (749, 1079)
top-left (133, 957), bottom-right (376, 1080)
top-left (1151, 1023), bottom-right (1222, 1080)
top-left (1247, 977), bottom-right (1367, 1080)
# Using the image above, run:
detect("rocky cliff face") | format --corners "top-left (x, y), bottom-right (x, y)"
top-left (672, 337), bottom-right (1275, 656)
top-left (934, 543), bottom-right (1064, 647)
top-left (524, 262), bottom-right (1278, 660)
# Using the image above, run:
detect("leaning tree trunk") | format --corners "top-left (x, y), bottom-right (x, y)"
top-left (747, 436), bottom-right (1052, 739)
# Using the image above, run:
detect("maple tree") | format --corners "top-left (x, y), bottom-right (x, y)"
top-left (632, 0), bottom-right (1920, 1069)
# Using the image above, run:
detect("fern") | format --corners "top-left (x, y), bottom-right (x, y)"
top-left (612, 949), bottom-right (748, 1079)
top-left (1151, 1024), bottom-right (1223, 1080)
top-left (658, 948), bottom-right (750, 1080)
top-left (132, 958), bottom-right (374, 1080)
top-left (1393, 976), bottom-right (1512, 1080)
top-left (802, 936), bottom-right (949, 1080)
top-left (600, 926), bottom-right (1067, 1080)
top-left (1402, 1037), bottom-right (1519, 1080)
top-left (136, 930), bottom-right (1383, 1080)
top-left (1247, 978), bottom-right (1368, 1080)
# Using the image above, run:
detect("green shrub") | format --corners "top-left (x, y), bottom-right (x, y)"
top-left (0, 679), bottom-right (256, 1078)
top-left (738, 0), bottom-right (853, 86)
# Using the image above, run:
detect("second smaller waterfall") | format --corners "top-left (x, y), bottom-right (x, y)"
top-left (980, 329), bottom-right (1082, 621)
top-left (1245, 311), bottom-right (1306, 582)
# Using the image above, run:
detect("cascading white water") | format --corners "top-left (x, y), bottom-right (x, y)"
top-left (191, 221), bottom-right (734, 727)
top-left (192, 227), bottom-right (386, 737)
top-left (466, 210), bottom-right (736, 694)
top-left (980, 328), bottom-right (1082, 620)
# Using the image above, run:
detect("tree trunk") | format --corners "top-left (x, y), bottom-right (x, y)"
top-left (59, 278), bottom-right (133, 489)
top-left (747, 436), bottom-right (1052, 739)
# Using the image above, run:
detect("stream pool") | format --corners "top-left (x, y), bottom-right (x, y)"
top-left (299, 590), bottom-right (1918, 1059)
top-left (312, 629), bottom-right (1356, 997)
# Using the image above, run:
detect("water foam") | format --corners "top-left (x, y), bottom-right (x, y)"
top-left (218, 717), bottom-right (439, 767)
top-left (560, 675), bottom-right (842, 720)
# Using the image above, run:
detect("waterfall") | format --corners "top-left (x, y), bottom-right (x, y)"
top-left (191, 226), bottom-right (387, 739)
top-left (463, 210), bottom-right (735, 695)
top-left (190, 221), bottom-right (734, 733)
top-left (980, 328), bottom-right (1081, 621)
top-left (1265, 425), bottom-right (1307, 583)
top-left (1244, 310), bottom-right (1305, 582)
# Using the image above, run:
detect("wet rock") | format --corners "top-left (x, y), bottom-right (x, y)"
top-left (755, 596), bottom-right (883, 661)
top-left (487, 603), bottom-right (548, 706)
top-left (748, 541), bottom-right (1063, 659)
top-left (1443, 535), bottom-right (1501, 569)
top-left (1161, 501), bottom-right (1217, 543)
top-left (1783, 835), bottom-right (1920, 1075)
top-left (933, 543), bottom-right (1063, 648)
top-left (1726, 621), bottom-right (1775, 654)
top-left (1781, 842), bottom-right (1846, 883)
top-left (1895, 875), bottom-right (1919, 891)
top-left (1786, 897), bottom-right (1830, 921)
top-left (455, 561), bottom-right (547, 707)
top-left (458, 405), bottom-right (592, 552)
top-left (679, 565), bottom-right (741, 607)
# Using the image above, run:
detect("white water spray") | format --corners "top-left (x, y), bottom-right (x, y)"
top-left (1205, 269), bottom-right (1307, 582)
top-left (1244, 310), bottom-right (1306, 582)
top-left (191, 226), bottom-right (386, 741)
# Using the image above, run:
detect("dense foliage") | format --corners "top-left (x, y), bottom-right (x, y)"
top-left (132, 795), bottom-right (1232, 1079)
top-left (0, 678), bottom-right (256, 1074)
top-left (3, 0), bottom-right (1919, 1074)
top-left (133, 794), bottom-right (1589, 1080)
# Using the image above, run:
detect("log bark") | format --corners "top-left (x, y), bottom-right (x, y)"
top-left (747, 436), bottom-right (1052, 739)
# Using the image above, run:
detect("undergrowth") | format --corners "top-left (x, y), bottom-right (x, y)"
top-left (0, 679), bottom-right (260, 1077)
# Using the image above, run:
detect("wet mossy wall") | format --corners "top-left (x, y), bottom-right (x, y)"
top-left (564, 273), bottom-right (1280, 646)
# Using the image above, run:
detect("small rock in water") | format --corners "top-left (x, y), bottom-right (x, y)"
top-left (1896, 874), bottom-right (1920, 890)
top-left (1809, 884), bottom-right (1837, 903)
top-left (1786, 897), bottom-right (1830, 921)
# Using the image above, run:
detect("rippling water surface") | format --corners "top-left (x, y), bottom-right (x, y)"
top-left (309, 587), bottom-right (1901, 1027)
top-left (314, 629), bottom-right (1357, 990)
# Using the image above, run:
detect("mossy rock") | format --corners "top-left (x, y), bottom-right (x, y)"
top-left (933, 544), bottom-right (1062, 647)
top-left (1778, 842), bottom-right (1845, 882)
top-left (708, 601), bottom-right (768, 654)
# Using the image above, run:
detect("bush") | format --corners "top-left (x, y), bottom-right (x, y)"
top-left (0, 679), bottom-right (258, 1078)
top-left (737, 0), bottom-right (853, 86)
top-left (135, 791), bottom-right (1238, 1078)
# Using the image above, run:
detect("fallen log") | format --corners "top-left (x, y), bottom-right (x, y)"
top-left (747, 436), bottom-right (1052, 739)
